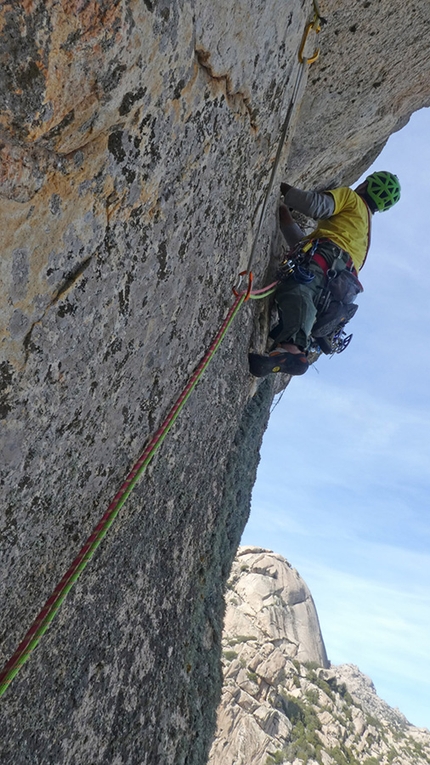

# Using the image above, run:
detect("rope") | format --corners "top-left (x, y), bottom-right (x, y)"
top-left (270, 387), bottom-right (287, 415)
top-left (248, 280), bottom-right (279, 299)
top-left (0, 0), bottom-right (326, 698)
top-left (0, 294), bottom-right (245, 697)
top-left (245, 1), bottom-right (324, 275)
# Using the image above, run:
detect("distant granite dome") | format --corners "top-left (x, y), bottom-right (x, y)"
top-left (209, 547), bottom-right (430, 765)
top-left (222, 547), bottom-right (329, 667)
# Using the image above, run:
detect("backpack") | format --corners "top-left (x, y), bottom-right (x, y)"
top-left (312, 268), bottom-right (363, 354)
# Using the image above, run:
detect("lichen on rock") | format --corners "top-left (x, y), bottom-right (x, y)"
top-left (1, 1), bottom-right (430, 763)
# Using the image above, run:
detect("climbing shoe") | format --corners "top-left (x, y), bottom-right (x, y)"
top-left (248, 351), bottom-right (309, 378)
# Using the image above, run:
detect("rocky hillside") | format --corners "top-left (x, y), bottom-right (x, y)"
top-left (209, 548), bottom-right (430, 765)
top-left (1, 2), bottom-right (430, 764)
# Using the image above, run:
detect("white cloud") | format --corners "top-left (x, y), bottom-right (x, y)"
top-left (281, 552), bottom-right (430, 724)
top-left (266, 375), bottom-right (426, 488)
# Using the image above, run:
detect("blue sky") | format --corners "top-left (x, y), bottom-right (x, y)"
top-left (242, 107), bottom-right (430, 729)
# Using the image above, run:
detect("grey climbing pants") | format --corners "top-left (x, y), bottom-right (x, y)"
top-left (270, 240), bottom-right (351, 350)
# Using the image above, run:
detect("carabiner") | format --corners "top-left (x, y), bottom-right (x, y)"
top-left (298, 18), bottom-right (321, 65)
top-left (232, 270), bottom-right (248, 297)
top-left (244, 271), bottom-right (254, 301)
top-left (232, 270), bottom-right (254, 300)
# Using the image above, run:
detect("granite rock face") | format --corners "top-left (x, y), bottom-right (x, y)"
top-left (1, 2), bottom-right (430, 764)
top-left (209, 548), bottom-right (430, 765)
top-left (289, 0), bottom-right (430, 187)
top-left (222, 547), bottom-right (329, 668)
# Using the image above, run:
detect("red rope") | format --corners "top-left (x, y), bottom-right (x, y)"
top-left (0, 293), bottom-right (245, 695)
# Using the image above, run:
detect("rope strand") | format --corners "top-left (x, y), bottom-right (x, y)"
top-left (0, 0), bottom-right (326, 698)
top-left (0, 295), bottom-right (245, 697)
top-left (246, 4), bottom-right (322, 275)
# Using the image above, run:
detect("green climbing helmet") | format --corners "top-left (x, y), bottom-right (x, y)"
top-left (365, 171), bottom-right (401, 212)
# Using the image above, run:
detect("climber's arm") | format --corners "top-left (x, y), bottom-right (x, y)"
top-left (281, 183), bottom-right (335, 220)
top-left (279, 203), bottom-right (304, 247)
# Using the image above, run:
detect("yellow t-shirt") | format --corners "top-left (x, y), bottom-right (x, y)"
top-left (307, 187), bottom-right (371, 272)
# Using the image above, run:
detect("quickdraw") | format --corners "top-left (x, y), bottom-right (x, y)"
top-left (233, 270), bottom-right (254, 301)
top-left (298, 0), bottom-right (327, 64)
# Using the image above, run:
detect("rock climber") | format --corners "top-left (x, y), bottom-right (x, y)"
top-left (249, 171), bottom-right (401, 377)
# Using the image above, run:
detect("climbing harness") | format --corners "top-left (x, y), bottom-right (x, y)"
top-left (310, 263), bottom-right (362, 356)
top-left (275, 238), bottom-right (362, 357)
top-left (0, 1), bottom-right (326, 698)
top-left (276, 239), bottom-right (318, 283)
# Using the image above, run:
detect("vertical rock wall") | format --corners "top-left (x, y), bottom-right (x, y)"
top-left (1, 1), bottom-right (430, 763)
top-left (0, 3), bottom-right (309, 763)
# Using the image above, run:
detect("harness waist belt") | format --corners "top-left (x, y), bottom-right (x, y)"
top-left (309, 238), bottom-right (358, 277)
top-left (311, 252), bottom-right (330, 274)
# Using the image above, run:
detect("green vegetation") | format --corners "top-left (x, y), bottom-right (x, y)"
top-left (305, 668), bottom-right (334, 700)
top-left (281, 694), bottom-right (323, 764)
top-left (277, 667), bottom-right (286, 684)
top-left (327, 745), bottom-right (361, 765)
top-left (406, 739), bottom-right (430, 764)
top-left (305, 688), bottom-right (320, 705)
top-left (303, 661), bottom-right (321, 671)
top-left (265, 750), bottom-right (287, 765)
top-left (304, 669), bottom-right (355, 706)
top-left (337, 682), bottom-right (354, 706)
top-left (261, 658), bottom-right (430, 765)
top-left (365, 713), bottom-right (381, 729)
top-left (227, 634), bottom-right (257, 645)
top-left (275, 689), bottom-right (371, 765)
top-left (247, 670), bottom-right (259, 683)
top-left (342, 703), bottom-right (353, 722)
top-left (222, 650), bottom-right (238, 661)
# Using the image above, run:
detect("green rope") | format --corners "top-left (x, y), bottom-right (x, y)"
top-left (0, 295), bottom-right (245, 697)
